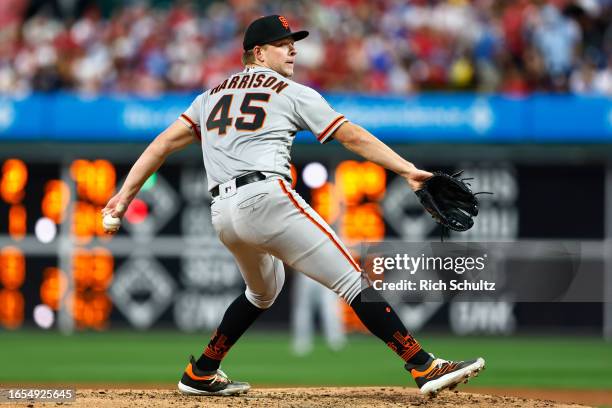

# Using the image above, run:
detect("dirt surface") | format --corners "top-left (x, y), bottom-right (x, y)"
top-left (5, 387), bottom-right (595, 408)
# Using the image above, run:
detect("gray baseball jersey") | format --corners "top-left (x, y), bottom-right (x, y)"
top-left (179, 66), bottom-right (347, 190)
top-left (178, 65), bottom-right (362, 312)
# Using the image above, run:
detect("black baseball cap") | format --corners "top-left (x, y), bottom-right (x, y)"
top-left (243, 15), bottom-right (309, 51)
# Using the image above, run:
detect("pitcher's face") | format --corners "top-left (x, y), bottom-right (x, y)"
top-left (258, 38), bottom-right (297, 78)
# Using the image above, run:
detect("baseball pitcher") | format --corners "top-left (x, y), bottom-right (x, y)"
top-left (102, 15), bottom-right (485, 398)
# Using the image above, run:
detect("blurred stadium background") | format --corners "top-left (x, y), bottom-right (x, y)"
top-left (0, 0), bottom-right (611, 405)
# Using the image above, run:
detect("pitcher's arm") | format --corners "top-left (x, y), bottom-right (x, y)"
top-left (102, 120), bottom-right (198, 218)
top-left (332, 122), bottom-right (432, 191)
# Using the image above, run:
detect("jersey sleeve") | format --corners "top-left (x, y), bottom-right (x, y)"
top-left (179, 94), bottom-right (203, 140)
top-left (293, 87), bottom-right (347, 144)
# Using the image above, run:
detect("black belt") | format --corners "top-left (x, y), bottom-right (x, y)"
top-left (210, 172), bottom-right (267, 198)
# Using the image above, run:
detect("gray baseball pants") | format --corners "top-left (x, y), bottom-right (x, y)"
top-left (210, 176), bottom-right (363, 309)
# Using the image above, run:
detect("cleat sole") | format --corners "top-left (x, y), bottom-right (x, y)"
top-left (419, 357), bottom-right (485, 396)
top-left (178, 381), bottom-right (250, 396)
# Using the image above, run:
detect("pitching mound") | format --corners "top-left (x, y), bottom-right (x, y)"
top-left (71, 387), bottom-right (590, 408)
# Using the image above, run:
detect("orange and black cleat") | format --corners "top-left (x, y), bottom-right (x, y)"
top-left (405, 354), bottom-right (485, 397)
top-left (178, 356), bottom-right (250, 396)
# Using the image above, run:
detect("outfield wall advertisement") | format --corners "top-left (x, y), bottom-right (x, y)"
top-left (1, 93), bottom-right (611, 142)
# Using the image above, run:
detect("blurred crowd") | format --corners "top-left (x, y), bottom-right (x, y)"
top-left (1, 0), bottom-right (612, 96)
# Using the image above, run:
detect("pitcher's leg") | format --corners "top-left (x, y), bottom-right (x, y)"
top-left (196, 242), bottom-right (285, 371)
top-left (270, 180), bottom-right (430, 364)
top-left (231, 244), bottom-right (285, 309)
top-left (273, 180), bottom-right (363, 304)
top-left (195, 293), bottom-right (265, 371)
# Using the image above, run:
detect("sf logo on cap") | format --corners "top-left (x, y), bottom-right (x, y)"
top-left (279, 16), bottom-right (289, 29)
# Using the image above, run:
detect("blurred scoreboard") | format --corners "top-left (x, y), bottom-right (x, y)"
top-left (0, 157), bottom-right (394, 331)
top-left (0, 156), bottom-right (606, 333)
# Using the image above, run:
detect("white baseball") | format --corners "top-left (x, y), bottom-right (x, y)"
top-left (103, 214), bottom-right (122, 232)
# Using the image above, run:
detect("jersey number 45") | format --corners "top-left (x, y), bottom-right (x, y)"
top-left (206, 93), bottom-right (270, 135)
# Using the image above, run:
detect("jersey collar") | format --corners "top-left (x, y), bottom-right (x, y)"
top-left (243, 65), bottom-right (278, 74)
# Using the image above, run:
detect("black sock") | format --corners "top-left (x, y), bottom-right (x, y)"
top-left (195, 293), bottom-right (265, 371)
top-left (350, 287), bottom-right (430, 365)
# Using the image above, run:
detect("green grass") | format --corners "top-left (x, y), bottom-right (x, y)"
top-left (0, 331), bottom-right (610, 390)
